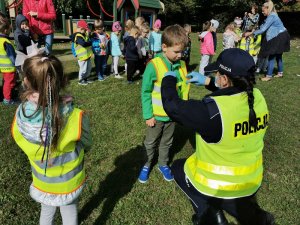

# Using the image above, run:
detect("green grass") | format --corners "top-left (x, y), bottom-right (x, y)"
top-left (0, 33), bottom-right (299, 225)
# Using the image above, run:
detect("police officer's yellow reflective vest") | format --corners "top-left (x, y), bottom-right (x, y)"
top-left (74, 33), bottom-right (92, 61)
top-left (239, 37), bottom-right (255, 55)
top-left (0, 37), bottom-right (16, 73)
top-left (11, 108), bottom-right (86, 194)
top-left (151, 57), bottom-right (190, 117)
top-left (184, 88), bottom-right (269, 198)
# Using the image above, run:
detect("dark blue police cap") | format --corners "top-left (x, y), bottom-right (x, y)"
top-left (204, 48), bottom-right (256, 77)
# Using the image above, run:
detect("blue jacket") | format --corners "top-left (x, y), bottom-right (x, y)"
top-left (149, 31), bottom-right (162, 52)
top-left (110, 32), bottom-right (122, 56)
top-left (254, 12), bottom-right (286, 41)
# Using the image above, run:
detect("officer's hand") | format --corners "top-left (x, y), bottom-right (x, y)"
top-left (164, 71), bottom-right (177, 78)
top-left (186, 72), bottom-right (208, 85)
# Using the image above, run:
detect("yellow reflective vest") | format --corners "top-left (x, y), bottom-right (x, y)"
top-left (74, 33), bottom-right (92, 61)
top-left (184, 88), bottom-right (269, 198)
top-left (151, 57), bottom-right (190, 117)
top-left (11, 108), bottom-right (86, 194)
top-left (253, 35), bottom-right (262, 56)
top-left (239, 36), bottom-right (255, 55)
top-left (0, 37), bottom-right (16, 73)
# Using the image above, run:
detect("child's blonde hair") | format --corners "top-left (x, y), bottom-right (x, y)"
top-left (21, 54), bottom-right (68, 149)
top-left (129, 26), bottom-right (140, 36)
top-left (225, 22), bottom-right (237, 31)
top-left (135, 16), bottom-right (145, 28)
top-left (0, 16), bottom-right (11, 33)
top-left (140, 23), bottom-right (150, 33)
top-left (125, 19), bottom-right (134, 31)
top-left (162, 24), bottom-right (188, 48)
top-left (94, 19), bottom-right (104, 29)
top-left (184, 24), bottom-right (191, 34)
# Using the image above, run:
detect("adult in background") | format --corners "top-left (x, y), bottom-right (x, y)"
top-left (161, 48), bottom-right (275, 225)
top-left (244, 1), bottom-right (290, 81)
top-left (243, 4), bottom-right (260, 32)
top-left (22, 0), bottom-right (56, 55)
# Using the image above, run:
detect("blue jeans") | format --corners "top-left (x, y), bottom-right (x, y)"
top-left (94, 55), bottom-right (107, 79)
top-left (38, 34), bottom-right (54, 55)
top-left (266, 54), bottom-right (283, 77)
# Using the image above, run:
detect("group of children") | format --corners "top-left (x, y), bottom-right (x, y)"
top-left (0, 10), bottom-right (195, 223)
top-left (71, 17), bottom-right (165, 84)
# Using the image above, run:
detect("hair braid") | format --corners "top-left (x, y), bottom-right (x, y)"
top-left (231, 73), bottom-right (257, 128)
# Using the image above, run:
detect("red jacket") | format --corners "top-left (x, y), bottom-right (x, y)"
top-left (22, 0), bottom-right (56, 35)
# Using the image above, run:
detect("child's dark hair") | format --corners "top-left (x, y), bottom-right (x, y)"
top-left (21, 54), bottom-right (68, 150)
top-left (202, 21), bottom-right (211, 31)
top-left (229, 71), bottom-right (258, 128)
top-left (0, 16), bottom-right (11, 33)
top-left (162, 24), bottom-right (188, 48)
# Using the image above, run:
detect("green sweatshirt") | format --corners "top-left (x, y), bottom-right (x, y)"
top-left (141, 53), bottom-right (183, 122)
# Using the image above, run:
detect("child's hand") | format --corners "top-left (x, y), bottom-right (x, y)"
top-left (146, 118), bottom-right (156, 127)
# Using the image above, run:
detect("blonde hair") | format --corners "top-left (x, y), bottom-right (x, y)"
top-left (125, 19), bottom-right (134, 31)
top-left (225, 22), bottom-right (237, 31)
top-left (21, 54), bottom-right (68, 149)
top-left (184, 24), bottom-right (191, 33)
top-left (94, 19), bottom-right (104, 29)
top-left (140, 23), bottom-right (150, 33)
top-left (162, 24), bottom-right (188, 48)
top-left (263, 1), bottom-right (276, 15)
top-left (129, 26), bottom-right (140, 36)
top-left (135, 16), bottom-right (145, 28)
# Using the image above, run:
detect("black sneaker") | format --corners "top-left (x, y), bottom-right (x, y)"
top-left (78, 80), bottom-right (88, 85)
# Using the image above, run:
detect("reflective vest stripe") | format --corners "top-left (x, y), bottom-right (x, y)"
top-left (193, 169), bottom-right (263, 191)
top-left (196, 155), bottom-right (262, 176)
top-left (0, 37), bottom-right (16, 72)
top-left (34, 146), bottom-right (83, 169)
top-left (32, 162), bottom-right (84, 183)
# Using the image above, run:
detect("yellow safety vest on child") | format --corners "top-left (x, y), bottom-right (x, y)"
top-left (184, 89), bottom-right (269, 198)
top-left (74, 33), bottom-right (92, 61)
top-left (151, 57), bottom-right (190, 117)
top-left (0, 37), bottom-right (16, 73)
top-left (12, 108), bottom-right (86, 194)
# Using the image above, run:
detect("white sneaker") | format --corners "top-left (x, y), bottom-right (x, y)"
top-left (115, 74), bottom-right (123, 79)
top-left (134, 70), bottom-right (140, 76)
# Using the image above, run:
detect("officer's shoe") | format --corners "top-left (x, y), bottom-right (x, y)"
top-left (215, 210), bottom-right (229, 225)
top-left (192, 210), bottom-right (228, 225)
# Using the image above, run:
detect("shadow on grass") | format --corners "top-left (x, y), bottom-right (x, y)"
top-left (79, 145), bottom-right (144, 225)
top-left (169, 123), bottom-right (195, 163)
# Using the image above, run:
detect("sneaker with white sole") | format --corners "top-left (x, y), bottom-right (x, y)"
top-left (158, 165), bottom-right (174, 181)
top-left (138, 166), bottom-right (150, 183)
top-left (115, 74), bottom-right (123, 79)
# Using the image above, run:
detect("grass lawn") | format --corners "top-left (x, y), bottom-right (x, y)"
top-left (0, 33), bottom-right (299, 225)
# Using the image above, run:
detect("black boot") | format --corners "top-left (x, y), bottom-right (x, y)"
top-left (191, 209), bottom-right (228, 225)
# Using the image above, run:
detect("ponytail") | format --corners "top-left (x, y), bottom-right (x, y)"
top-left (230, 73), bottom-right (257, 128)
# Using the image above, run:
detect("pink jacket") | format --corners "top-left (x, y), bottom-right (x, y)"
top-left (23, 0), bottom-right (56, 35)
top-left (200, 31), bottom-right (215, 55)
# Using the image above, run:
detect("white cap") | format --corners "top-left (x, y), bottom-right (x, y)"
top-left (210, 19), bottom-right (219, 29)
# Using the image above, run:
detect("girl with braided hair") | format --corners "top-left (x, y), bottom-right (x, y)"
top-left (161, 48), bottom-right (274, 225)
top-left (11, 54), bottom-right (92, 225)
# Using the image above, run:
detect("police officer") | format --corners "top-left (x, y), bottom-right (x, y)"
top-left (161, 48), bottom-right (275, 225)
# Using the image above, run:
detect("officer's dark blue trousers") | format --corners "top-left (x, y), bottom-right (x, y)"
top-left (171, 159), bottom-right (272, 225)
